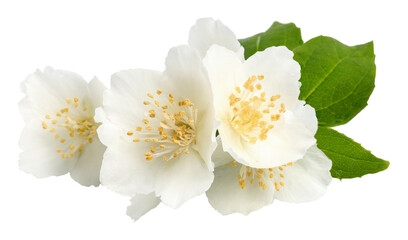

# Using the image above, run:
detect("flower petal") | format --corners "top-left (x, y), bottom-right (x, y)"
top-left (273, 145), bottom-right (332, 203)
top-left (99, 138), bottom-right (164, 196)
top-left (70, 137), bottom-right (106, 187)
top-left (293, 101), bottom-right (318, 134)
top-left (217, 121), bottom-right (250, 165)
top-left (155, 150), bottom-right (214, 209)
top-left (103, 69), bottom-right (163, 129)
top-left (95, 108), bottom-right (121, 147)
top-left (188, 18), bottom-right (243, 59)
top-left (164, 45), bottom-right (211, 111)
top-left (164, 45), bottom-right (218, 170)
top-left (206, 157), bottom-right (274, 215)
top-left (244, 46), bottom-right (301, 109)
top-left (192, 112), bottom-right (218, 171)
top-left (86, 77), bottom-right (106, 109)
top-left (212, 137), bottom-right (235, 168)
top-left (203, 45), bottom-right (247, 119)
top-left (126, 193), bottom-right (161, 221)
top-left (18, 96), bottom-right (35, 123)
top-left (21, 68), bottom-right (88, 118)
top-left (19, 119), bottom-right (77, 177)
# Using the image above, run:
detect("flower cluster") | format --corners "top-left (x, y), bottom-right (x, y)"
top-left (19, 18), bottom-right (332, 220)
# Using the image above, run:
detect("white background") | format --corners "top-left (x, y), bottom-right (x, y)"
top-left (1, 0), bottom-right (407, 239)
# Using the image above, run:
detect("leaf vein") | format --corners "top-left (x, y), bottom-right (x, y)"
top-left (255, 36), bottom-right (261, 52)
top-left (321, 149), bottom-right (380, 164)
top-left (316, 67), bottom-right (371, 111)
top-left (303, 54), bottom-right (350, 101)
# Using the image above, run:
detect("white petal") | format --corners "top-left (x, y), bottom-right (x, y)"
top-left (188, 18), bottom-right (242, 59)
top-left (193, 111), bottom-right (218, 171)
top-left (126, 193), bottom-right (161, 221)
top-left (206, 159), bottom-right (274, 215)
top-left (293, 101), bottom-right (318, 134)
top-left (104, 69), bottom-right (163, 129)
top-left (164, 45), bottom-right (218, 170)
top-left (164, 45), bottom-right (211, 111)
top-left (212, 137), bottom-right (235, 168)
top-left (70, 137), bottom-right (106, 187)
top-left (86, 77), bottom-right (106, 109)
top-left (203, 45), bottom-right (247, 119)
top-left (95, 108), bottom-right (121, 147)
top-left (21, 68), bottom-right (88, 118)
top-left (273, 145), bottom-right (332, 203)
top-left (19, 119), bottom-right (77, 177)
top-left (93, 107), bottom-right (105, 123)
top-left (244, 46), bottom-right (301, 109)
top-left (217, 121), bottom-right (252, 166)
top-left (155, 150), bottom-right (214, 209)
top-left (19, 76), bottom-right (35, 122)
top-left (18, 96), bottom-right (35, 123)
top-left (99, 138), bottom-right (164, 196)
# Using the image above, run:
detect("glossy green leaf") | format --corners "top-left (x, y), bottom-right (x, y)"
top-left (315, 127), bottom-right (389, 179)
top-left (239, 22), bottom-right (303, 59)
top-left (293, 36), bottom-right (376, 127)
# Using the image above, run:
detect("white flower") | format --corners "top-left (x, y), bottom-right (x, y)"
top-left (19, 68), bottom-right (106, 186)
top-left (189, 18), bottom-right (317, 169)
top-left (206, 140), bottom-right (332, 215)
top-left (99, 45), bottom-right (218, 209)
top-left (203, 45), bottom-right (317, 168)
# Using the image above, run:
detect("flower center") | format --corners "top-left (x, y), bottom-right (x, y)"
top-left (231, 161), bottom-right (293, 191)
top-left (229, 75), bottom-right (285, 144)
top-left (42, 97), bottom-right (99, 159)
top-left (128, 90), bottom-right (198, 162)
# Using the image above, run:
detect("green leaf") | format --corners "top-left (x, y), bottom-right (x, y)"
top-left (315, 127), bottom-right (389, 179)
top-left (239, 22), bottom-right (303, 59)
top-left (293, 36), bottom-right (376, 127)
